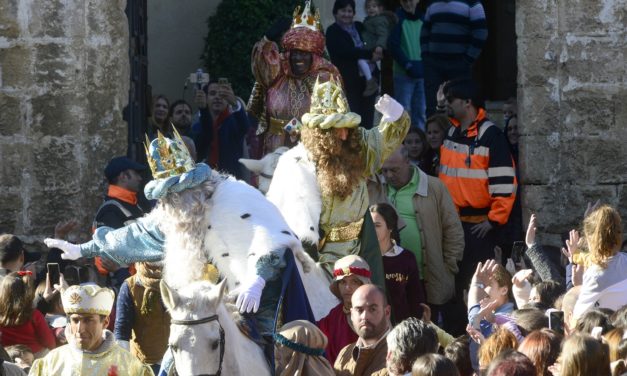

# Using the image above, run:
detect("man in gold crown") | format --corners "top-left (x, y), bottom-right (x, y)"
top-left (248, 1), bottom-right (341, 156)
top-left (266, 77), bottom-right (410, 288)
top-left (30, 284), bottom-right (154, 375)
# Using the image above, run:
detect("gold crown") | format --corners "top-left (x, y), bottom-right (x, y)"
top-left (302, 75), bottom-right (361, 129)
top-left (309, 75), bottom-right (350, 115)
top-left (143, 128), bottom-right (195, 179)
top-left (292, 1), bottom-right (321, 32)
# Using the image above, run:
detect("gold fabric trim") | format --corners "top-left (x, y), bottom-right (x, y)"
top-left (65, 308), bottom-right (111, 316)
top-left (325, 218), bottom-right (364, 243)
top-left (268, 117), bottom-right (289, 135)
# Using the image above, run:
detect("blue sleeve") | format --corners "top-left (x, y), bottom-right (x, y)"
top-left (80, 216), bottom-right (165, 264)
top-left (114, 281), bottom-right (134, 341)
top-left (565, 263), bottom-right (574, 290)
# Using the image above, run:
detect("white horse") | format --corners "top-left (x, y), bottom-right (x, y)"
top-left (161, 279), bottom-right (271, 376)
top-left (239, 146), bottom-right (289, 193)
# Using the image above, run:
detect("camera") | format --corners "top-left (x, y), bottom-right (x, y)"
top-left (189, 69), bottom-right (210, 89)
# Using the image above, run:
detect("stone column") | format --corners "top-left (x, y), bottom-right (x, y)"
top-left (0, 0), bottom-right (129, 241)
top-left (517, 0), bottom-right (627, 245)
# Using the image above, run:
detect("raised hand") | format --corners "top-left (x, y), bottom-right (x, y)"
top-left (525, 214), bottom-right (537, 247)
top-left (472, 259), bottom-right (499, 286)
top-left (375, 94), bottom-right (404, 123)
top-left (565, 229), bottom-right (581, 256)
top-left (512, 269), bottom-right (533, 288)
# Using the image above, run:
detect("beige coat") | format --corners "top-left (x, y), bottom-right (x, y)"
top-left (369, 166), bottom-right (465, 305)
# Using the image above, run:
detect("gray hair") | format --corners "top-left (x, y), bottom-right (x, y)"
top-left (386, 318), bottom-right (438, 374)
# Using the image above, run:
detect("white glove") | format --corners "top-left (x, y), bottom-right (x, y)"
top-left (117, 340), bottom-right (130, 351)
top-left (235, 275), bottom-right (266, 313)
top-left (44, 238), bottom-right (82, 260)
top-left (375, 94), bottom-right (404, 123)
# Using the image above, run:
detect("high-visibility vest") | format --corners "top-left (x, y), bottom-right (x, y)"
top-left (439, 110), bottom-right (517, 225)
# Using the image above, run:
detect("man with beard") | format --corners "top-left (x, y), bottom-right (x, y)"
top-left (248, 1), bottom-right (341, 156)
top-left (334, 284), bottom-right (391, 376)
top-left (266, 76), bottom-right (410, 288)
top-left (168, 100), bottom-right (193, 137)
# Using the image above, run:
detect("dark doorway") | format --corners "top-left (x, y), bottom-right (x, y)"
top-left (475, 0), bottom-right (517, 100)
top-left (382, 0), bottom-right (517, 101)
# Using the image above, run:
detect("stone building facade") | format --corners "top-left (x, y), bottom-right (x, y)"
top-left (0, 0), bottom-right (129, 242)
top-left (0, 0), bottom-right (626, 248)
top-left (517, 0), bottom-right (627, 245)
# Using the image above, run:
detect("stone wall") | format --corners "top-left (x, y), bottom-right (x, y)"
top-left (517, 0), bottom-right (627, 245)
top-left (0, 0), bottom-right (129, 242)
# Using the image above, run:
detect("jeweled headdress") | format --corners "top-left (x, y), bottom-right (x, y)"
top-left (144, 128), bottom-right (195, 179)
top-left (282, 1), bottom-right (325, 56)
top-left (291, 1), bottom-right (321, 32)
top-left (301, 76), bottom-right (361, 129)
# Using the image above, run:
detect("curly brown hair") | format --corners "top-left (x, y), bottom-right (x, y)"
top-left (583, 205), bottom-right (622, 268)
top-left (301, 127), bottom-right (365, 200)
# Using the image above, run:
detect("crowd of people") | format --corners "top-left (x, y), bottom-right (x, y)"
top-left (1, 0), bottom-right (626, 375)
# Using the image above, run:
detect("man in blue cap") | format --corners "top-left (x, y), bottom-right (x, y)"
top-left (93, 156), bottom-right (147, 288)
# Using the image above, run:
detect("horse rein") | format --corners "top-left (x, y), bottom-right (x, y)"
top-left (170, 314), bottom-right (225, 376)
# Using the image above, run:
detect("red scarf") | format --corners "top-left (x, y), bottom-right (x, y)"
top-left (208, 109), bottom-right (230, 168)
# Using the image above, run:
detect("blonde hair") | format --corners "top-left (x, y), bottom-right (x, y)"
top-left (583, 205), bottom-right (622, 268)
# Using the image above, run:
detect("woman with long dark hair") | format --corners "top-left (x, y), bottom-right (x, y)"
top-left (370, 203), bottom-right (425, 323)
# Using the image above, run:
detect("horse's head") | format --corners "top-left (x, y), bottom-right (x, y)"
top-left (239, 146), bottom-right (288, 193)
top-left (161, 279), bottom-right (227, 376)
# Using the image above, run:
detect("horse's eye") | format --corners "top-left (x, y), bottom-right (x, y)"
top-left (211, 340), bottom-right (219, 351)
top-left (170, 343), bottom-right (178, 352)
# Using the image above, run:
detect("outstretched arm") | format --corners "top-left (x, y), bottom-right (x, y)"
top-left (45, 216), bottom-right (166, 265)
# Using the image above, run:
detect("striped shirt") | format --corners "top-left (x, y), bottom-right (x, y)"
top-left (420, 0), bottom-right (488, 61)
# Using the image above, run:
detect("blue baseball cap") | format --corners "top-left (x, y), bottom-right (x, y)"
top-left (104, 156), bottom-right (146, 181)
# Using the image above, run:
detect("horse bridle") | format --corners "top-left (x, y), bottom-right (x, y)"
top-left (170, 314), bottom-right (225, 376)
top-left (257, 150), bottom-right (285, 180)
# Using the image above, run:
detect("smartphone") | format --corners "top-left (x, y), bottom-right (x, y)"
top-left (511, 241), bottom-right (526, 264)
top-left (218, 77), bottom-right (230, 86)
top-left (548, 310), bottom-right (564, 333)
top-left (47, 263), bottom-right (60, 286)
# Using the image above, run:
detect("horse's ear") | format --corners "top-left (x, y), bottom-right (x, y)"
top-left (239, 158), bottom-right (264, 174)
top-left (160, 280), bottom-right (179, 311)
top-left (215, 278), bottom-right (228, 302)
